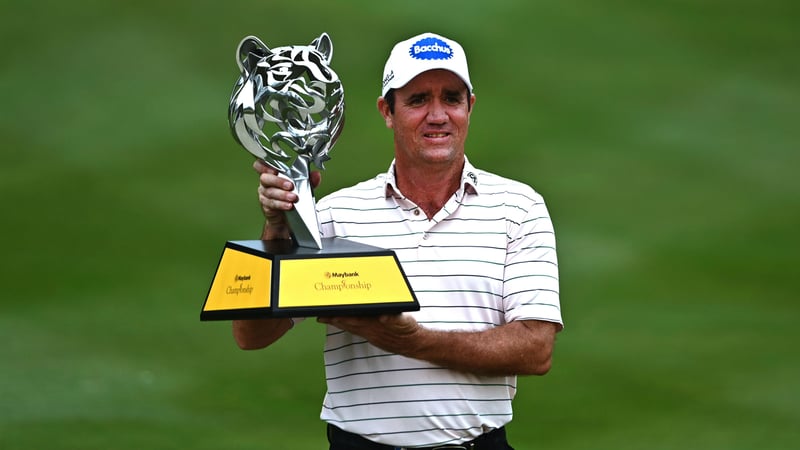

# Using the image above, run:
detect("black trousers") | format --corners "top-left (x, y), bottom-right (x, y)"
top-left (327, 424), bottom-right (515, 450)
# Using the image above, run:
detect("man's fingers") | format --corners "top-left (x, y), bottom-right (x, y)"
top-left (260, 172), bottom-right (295, 192)
top-left (255, 159), bottom-right (322, 191)
top-left (258, 184), bottom-right (297, 211)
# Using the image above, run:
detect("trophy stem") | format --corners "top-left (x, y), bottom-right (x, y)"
top-left (279, 172), bottom-right (323, 249)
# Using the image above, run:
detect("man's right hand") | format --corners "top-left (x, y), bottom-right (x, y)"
top-left (253, 159), bottom-right (321, 240)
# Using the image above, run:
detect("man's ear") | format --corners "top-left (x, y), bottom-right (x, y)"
top-left (377, 97), bottom-right (393, 129)
top-left (466, 93), bottom-right (476, 122)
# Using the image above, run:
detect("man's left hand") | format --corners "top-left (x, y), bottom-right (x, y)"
top-left (317, 314), bottom-right (422, 354)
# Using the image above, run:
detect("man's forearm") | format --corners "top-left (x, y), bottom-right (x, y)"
top-left (323, 315), bottom-right (558, 376)
top-left (401, 320), bottom-right (556, 376)
top-left (233, 318), bottom-right (293, 350)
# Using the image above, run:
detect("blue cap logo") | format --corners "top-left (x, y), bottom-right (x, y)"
top-left (409, 37), bottom-right (453, 60)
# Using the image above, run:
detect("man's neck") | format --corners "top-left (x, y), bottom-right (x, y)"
top-left (394, 158), bottom-right (464, 220)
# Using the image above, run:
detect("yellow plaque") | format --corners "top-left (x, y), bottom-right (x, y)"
top-left (278, 256), bottom-right (415, 308)
top-left (204, 247), bottom-right (272, 312)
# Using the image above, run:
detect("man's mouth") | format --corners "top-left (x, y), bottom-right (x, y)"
top-left (424, 132), bottom-right (449, 138)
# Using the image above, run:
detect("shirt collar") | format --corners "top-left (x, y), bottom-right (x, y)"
top-left (383, 156), bottom-right (480, 198)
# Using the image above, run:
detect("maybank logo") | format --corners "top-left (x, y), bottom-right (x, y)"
top-left (318, 270), bottom-right (371, 292)
top-left (325, 271), bottom-right (360, 279)
top-left (409, 37), bottom-right (453, 60)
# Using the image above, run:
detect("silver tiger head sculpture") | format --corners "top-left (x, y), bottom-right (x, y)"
top-left (229, 33), bottom-right (345, 249)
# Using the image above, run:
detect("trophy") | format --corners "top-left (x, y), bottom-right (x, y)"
top-left (201, 33), bottom-right (419, 320)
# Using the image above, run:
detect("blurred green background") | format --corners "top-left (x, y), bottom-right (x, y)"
top-left (1, 0), bottom-right (798, 448)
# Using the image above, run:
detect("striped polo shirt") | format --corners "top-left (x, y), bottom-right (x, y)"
top-left (314, 157), bottom-right (562, 447)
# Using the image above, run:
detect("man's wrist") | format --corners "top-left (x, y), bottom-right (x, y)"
top-left (261, 221), bottom-right (292, 240)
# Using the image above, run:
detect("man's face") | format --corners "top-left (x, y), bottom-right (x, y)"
top-left (378, 69), bottom-right (475, 167)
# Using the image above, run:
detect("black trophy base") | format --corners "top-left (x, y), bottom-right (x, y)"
top-left (200, 238), bottom-right (419, 320)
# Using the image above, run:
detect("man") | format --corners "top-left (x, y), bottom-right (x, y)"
top-left (234, 32), bottom-right (563, 449)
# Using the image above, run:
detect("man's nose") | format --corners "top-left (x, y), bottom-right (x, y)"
top-left (426, 99), bottom-right (448, 123)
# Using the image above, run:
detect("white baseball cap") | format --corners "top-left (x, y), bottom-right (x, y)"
top-left (380, 32), bottom-right (472, 97)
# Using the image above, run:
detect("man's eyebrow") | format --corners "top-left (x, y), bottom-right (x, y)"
top-left (405, 92), bottom-right (430, 102)
top-left (443, 88), bottom-right (466, 98)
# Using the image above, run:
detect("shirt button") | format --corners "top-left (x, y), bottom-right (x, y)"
top-left (422, 233), bottom-right (429, 240)
top-left (413, 209), bottom-right (420, 216)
